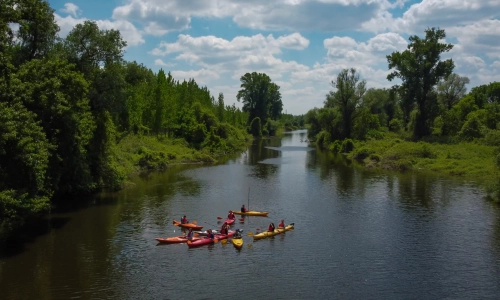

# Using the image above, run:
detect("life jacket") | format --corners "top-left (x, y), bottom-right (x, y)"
top-left (278, 221), bottom-right (285, 228)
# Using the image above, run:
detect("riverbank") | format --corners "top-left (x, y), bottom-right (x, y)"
top-left (114, 133), bottom-right (252, 182)
top-left (331, 132), bottom-right (499, 202)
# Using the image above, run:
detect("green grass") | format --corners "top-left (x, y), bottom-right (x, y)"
top-left (347, 132), bottom-right (498, 188)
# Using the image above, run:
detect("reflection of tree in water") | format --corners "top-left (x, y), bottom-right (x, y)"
top-left (245, 138), bottom-right (282, 166)
top-left (250, 163), bottom-right (278, 180)
top-left (396, 172), bottom-right (444, 210)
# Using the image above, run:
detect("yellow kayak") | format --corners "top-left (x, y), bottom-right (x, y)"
top-left (253, 223), bottom-right (294, 240)
top-left (232, 237), bottom-right (244, 249)
top-left (233, 211), bottom-right (269, 216)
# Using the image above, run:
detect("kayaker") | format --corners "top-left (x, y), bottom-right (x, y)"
top-left (278, 220), bottom-right (285, 228)
top-left (220, 222), bottom-right (229, 235)
top-left (241, 205), bottom-right (247, 213)
top-left (181, 215), bottom-right (188, 224)
top-left (233, 229), bottom-right (242, 238)
top-left (268, 223), bottom-right (275, 232)
top-left (187, 228), bottom-right (194, 240)
top-left (207, 229), bottom-right (214, 240)
top-left (228, 210), bottom-right (236, 220)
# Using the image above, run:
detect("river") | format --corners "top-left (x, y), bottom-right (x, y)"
top-left (1, 129), bottom-right (500, 299)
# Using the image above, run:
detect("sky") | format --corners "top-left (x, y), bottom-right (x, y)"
top-left (47, 0), bottom-right (500, 115)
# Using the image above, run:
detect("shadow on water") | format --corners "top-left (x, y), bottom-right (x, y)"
top-left (0, 216), bottom-right (71, 259)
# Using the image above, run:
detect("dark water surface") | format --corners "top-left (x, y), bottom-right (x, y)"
top-left (1, 130), bottom-right (500, 299)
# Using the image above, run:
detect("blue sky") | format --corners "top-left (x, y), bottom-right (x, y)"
top-left (48, 0), bottom-right (500, 115)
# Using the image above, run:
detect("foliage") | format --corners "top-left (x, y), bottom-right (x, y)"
top-left (237, 72), bottom-right (282, 126)
top-left (387, 28), bottom-right (454, 138)
top-left (249, 117), bottom-right (263, 137)
top-left (325, 68), bottom-right (366, 139)
top-left (437, 73), bottom-right (470, 110)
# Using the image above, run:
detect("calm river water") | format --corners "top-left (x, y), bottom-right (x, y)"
top-left (1, 130), bottom-right (500, 299)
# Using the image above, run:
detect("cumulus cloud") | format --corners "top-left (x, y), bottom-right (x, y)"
top-left (150, 33), bottom-right (310, 81)
top-left (60, 3), bottom-right (81, 17)
top-left (171, 69), bottom-right (220, 85)
top-left (54, 14), bottom-right (145, 46)
top-left (112, 0), bottom-right (390, 35)
top-left (154, 59), bottom-right (175, 67)
top-left (363, 0), bottom-right (500, 33)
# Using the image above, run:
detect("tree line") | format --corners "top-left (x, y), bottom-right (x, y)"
top-left (307, 28), bottom-right (500, 147)
top-left (0, 0), bottom-right (287, 238)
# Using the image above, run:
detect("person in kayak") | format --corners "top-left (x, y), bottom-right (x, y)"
top-left (233, 229), bottom-right (242, 238)
top-left (228, 210), bottom-right (236, 220)
top-left (220, 222), bottom-right (229, 235)
top-left (181, 215), bottom-right (188, 224)
top-left (241, 205), bottom-right (247, 213)
top-left (278, 220), bottom-right (285, 228)
top-left (268, 223), bottom-right (275, 232)
top-left (207, 229), bottom-right (214, 240)
top-left (187, 228), bottom-right (194, 240)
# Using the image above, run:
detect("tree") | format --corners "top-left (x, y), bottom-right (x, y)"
top-left (387, 28), bottom-right (454, 138)
top-left (437, 73), bottom-right (470, 110)
top-left (13, 0), bottom-right (59, 65)
top-left (217, 92), bottom-right (225, 122)
top-left (237, 72), bottom-right (282, 127)
top-left (326, 68), bottom-right (366, 139)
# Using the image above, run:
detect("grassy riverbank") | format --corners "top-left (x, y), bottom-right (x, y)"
top-left (342, 132), bottom-right (499, 200)
top-left (114, 133), bottom-right (252, 178)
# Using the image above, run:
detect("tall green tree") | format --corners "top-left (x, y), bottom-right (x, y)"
top-left (237, 72), bottom-right (282, 127)
top-left (437, 73), bottom-right (470, 110)
top-left (12, 0), bottom-right (59, 65)
top-left (326, 68), bottom-right (366, 139)
top-left (387, 27), bottom-right (454, 138)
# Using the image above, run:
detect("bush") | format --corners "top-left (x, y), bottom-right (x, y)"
top-left (388, 118), bottom-right (403, 132)
top-left (341, 139), bottom-right (355, 153)
top-left (330, 140), bottom-right (342, 153)
top-left (351, 147), bottom-right (374, 160)
top-left (316, 130), bottom-right (331, 148)
top-left (249, 117), bottom-right (262, 137)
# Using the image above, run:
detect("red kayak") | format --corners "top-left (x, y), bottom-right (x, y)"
top-left (224, 218), bottom-right (235, 225)
top-left (187, 231), bottom-right (235, 248)
top-left (214, 230), bottom-right (235, 240)
top-left (155, 236), bottom-right (201, 244)
top-left (173, 220), bottom-right (203, 230)
top-left (187, 237), bottom-right (215, 248)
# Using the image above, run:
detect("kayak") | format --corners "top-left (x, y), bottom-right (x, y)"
top-left (224, 218), bottom-right (235, 225)
top-left (172, 220), bottom-right (203, 230)
top-left (253, 223), bottom-right (294, 240)
top-left (187, 230), bottom-right (236, 248)
top-left (232, 237), bottom-right (243, 249)
top-left (276, 223), bottom-right (294, 233)
top-left (233, 211), bottom-right (269, 217)
top-left (155, 236), bottom-right (201, 244)
top-left (193, 230), bottom-right (220, 236)
top-left (214, 230), bottom-right (235, 240)
top-left (253, 230), bottom-right (279, 240)
top-left (187, 237), bottom-right (214, 248)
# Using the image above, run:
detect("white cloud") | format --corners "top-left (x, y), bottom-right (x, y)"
top-left (363, 0), bottom-right (500, 33)
top-left (171, 69), bottom-right (220, 85)
top-left (60, 3), bottom-right (81, 17)
top-left (112, 0), bottom-right (391, 36)
top-left (54, 14), bottom-right (145, 46)
top-left (154, 59), bottom-right (175, 67)
top-left (150, 33), bottom-right (310, 81)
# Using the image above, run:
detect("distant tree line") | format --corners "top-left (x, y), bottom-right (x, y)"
top-left (306, 28), bottom-right (500, 147)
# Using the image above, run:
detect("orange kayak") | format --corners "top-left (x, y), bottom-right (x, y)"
top-left (156, 236), bottom-right (201, 244)
top-left (172, 220), bottom-right (203, 230)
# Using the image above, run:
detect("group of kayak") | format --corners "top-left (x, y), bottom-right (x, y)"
top-left (155, 206), bottom-right (293, 249)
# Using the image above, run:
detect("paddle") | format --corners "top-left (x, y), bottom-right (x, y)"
top-left (217, 216), bottom-right (223, 220)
